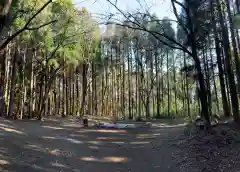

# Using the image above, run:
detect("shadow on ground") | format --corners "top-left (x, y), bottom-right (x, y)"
top-left (0, 117), bottom-right (186, 172)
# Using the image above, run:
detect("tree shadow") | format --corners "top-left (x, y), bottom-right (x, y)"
top-left (0, 117), bottom-right (185, 172)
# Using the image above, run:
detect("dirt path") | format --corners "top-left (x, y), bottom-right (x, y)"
top-left (0, 118), bottom-right (186, 172)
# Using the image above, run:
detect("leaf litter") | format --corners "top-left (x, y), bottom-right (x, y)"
top-left (172, 122), bottom-right (240, 172)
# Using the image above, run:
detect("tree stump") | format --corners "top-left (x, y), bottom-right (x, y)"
top-left (83, 118), bottom-right (88, 127)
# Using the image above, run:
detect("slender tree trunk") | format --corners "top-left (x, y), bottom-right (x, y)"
top-left (173, 51), bottom-right (178, 115)
top-left (68, 72), bottom-right (72, 116)
top-left (32, 72), bottom-right (36, 116)
top-left (8, 46), bottom-right (17, 119)
top-left (61, 76), bottom-right (65, 117)
top-left (53, 77), bottom-right (57, 115)
top-left (203, 48), bottom-right (212, 118)
top-left (136, 54), bottom-right (139, 118)
top-left (65, 72), bottom-right (69, 116)
top-left (5, 55), bottom-right (10, 116)
top-left (28, 50), bottom-right (34, 119)
top-left (91, 61), bottom-right (97, 116)
top-left (20, 48), bottom-right (26, 119)
top-left (101, 68), bottom-right (104, 116)
top-left (161, 55), bottom-right (164, 114)
top-left (110, 47), bottom-right (113, 117)
top-left (0, 46), bottom-right (6, 116)
top-left (72, 74), bottom-right (75, 115)
top-left (180, 53), bottom-right (185, 116)
top-left (62, 72), bottom-right (66, 117)
top-left (44, 68), bottom-right (49, 117)
top-left (57, 77), bottom-right (61, 115)
top-left (150, 48), bottom-right (154, 117)
top-left (127, 45), bottom-right (132, 120)
top-left (80, 63), bottom-right (88, 117)
top-left (167, 50), bottom-right (170, 116)
top-left (184, 53), bottom-right (190, 119)
top-left (209, 36), bottom-right (220, 114)
top-left (76, 74), bottom-right (80, 116)
top-left (221, 48), bottom-right (231, 109)
top-left (155, 51), bottom-right (160, 116)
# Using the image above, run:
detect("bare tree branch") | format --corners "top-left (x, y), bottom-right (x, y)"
top-left (172, 0), bottom-right (187, 11)
top-left (26, 20), bottom-right (57, 30)
top-left (105, 0), bottom-right (194, 57)
top-left (107, 21), bottom-right (193, 57)
top-left (171, 0), bottom-right (189, 35)
top-left (0, 0), bottom-right (53, 50)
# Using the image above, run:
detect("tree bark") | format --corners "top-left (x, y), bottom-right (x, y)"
top-left (216, 0), bottom-right (240, 122)
top-left (8, 45), bottom-right (17, 119)
top-left (80, 63), bottom-right (88, 117)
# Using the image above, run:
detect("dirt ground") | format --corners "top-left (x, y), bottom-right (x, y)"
top-left (1, 117), bottom-right (240, 172)
top-left (0, 117), bottom-right (187, 172)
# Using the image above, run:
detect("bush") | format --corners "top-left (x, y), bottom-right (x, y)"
top-left (135, 116), bottom-right (143, 121)
top-left (154, 112), bottom-right (175, 119)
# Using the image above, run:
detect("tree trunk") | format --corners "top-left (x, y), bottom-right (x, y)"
top-left (65, 72), bottom-right (69, 116)
top-left (57, 77), bottom-right (61, 115)
top-left (20, 49), bottom-right (26, 119)
top-left (76, 74), bottom-right (80, 116)
top-left (167, 50), bottom-right (170, 116)
top-left (209, 36), bottom-right (220, 114)
top-left (8, 46), bottom-right (17, 118)
top-left (225, 0), bottom-right (240, 92)
top-left (216, 0), bottom-right (240, 122)
top-left (184, 53), bottom-right (190, 119)
top-left (28, 50), bottom-right (34, 119)
top-left (155, 50), bottom-right (160, 116)
top-left (0, 46), bottom-right (6, 116)
top-left (186, 0), bottom-right (210, 124)
top-left (80, 63), bottom-right (88, 117)
top-left (203, 48), bottom-right (212, 118)
top-left (62, 76), bottom-right (65, 117)
top-left (127, 45), bottom-right (132, 120)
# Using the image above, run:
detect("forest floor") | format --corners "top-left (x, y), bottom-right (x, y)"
top-left (0, 116), bottom-right (240, 172)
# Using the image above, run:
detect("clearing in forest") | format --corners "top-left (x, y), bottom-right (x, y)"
top-left (0, 117), bottom-right (240, 172)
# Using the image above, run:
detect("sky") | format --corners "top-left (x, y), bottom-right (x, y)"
top-left (74, 0), bottom-right (177, 22)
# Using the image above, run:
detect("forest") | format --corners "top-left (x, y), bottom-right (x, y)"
top-left (2, 0), bottom-right (240, 171)
top-left (0, 0), bottom-right (240, 127)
